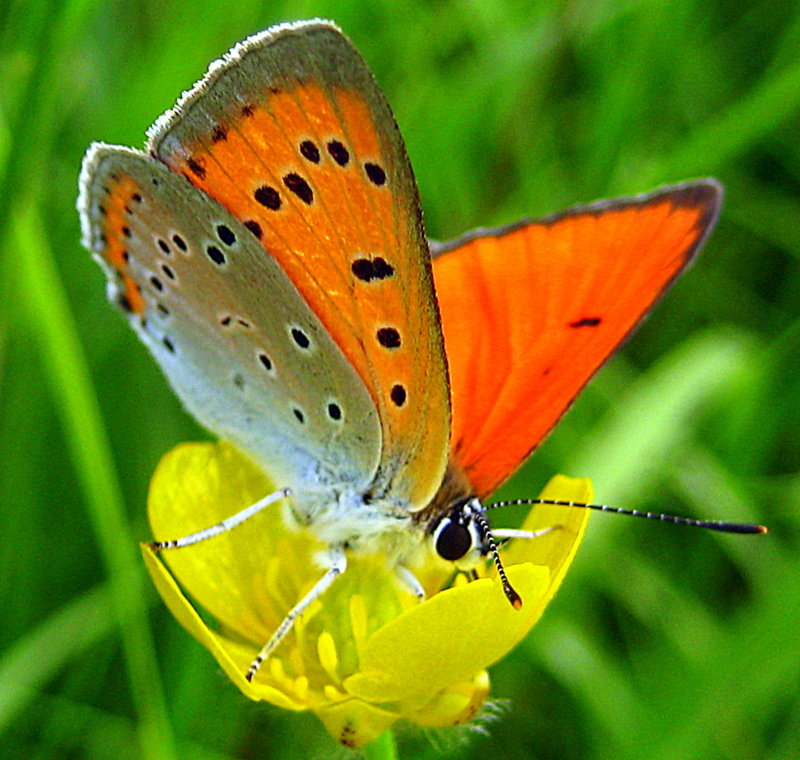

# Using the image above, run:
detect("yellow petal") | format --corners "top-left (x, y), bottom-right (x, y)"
top-left (147, 441), bottom-right (328, 647)
top-left (141, 543), bottom-right (301, 710)
top-left (344, 563), bottom-right (550, 702)
top-left (315, 699), bottom-right (400, 748)
top-left (402, 670), bottom-right (491, 727)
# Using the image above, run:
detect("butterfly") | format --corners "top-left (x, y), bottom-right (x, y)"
top-left (78, 19), bottom-right (747, 681)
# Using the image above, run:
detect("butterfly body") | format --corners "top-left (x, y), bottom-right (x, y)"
top-left (79, 20), bottom-right (723, 638)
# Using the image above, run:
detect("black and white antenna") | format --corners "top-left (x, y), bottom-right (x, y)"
top-left (485, 497), bottom-right (767, 534)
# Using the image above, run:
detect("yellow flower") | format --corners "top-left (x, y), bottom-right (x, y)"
top-left (142, 441), bottom-right (590, 747)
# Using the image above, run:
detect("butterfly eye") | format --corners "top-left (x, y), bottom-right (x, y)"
top-left (432, 512), bottom-right (480, 562)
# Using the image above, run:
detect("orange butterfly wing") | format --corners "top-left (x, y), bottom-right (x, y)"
top-left (431, 181), bottom-right (722, 499)
top-left (146, 22), bottom-right (450, 508)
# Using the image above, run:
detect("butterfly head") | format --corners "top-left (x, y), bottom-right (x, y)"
top-left (430, 497), bottom-right (485, 567)
top-left (429, 496), bottom-right (523, 609)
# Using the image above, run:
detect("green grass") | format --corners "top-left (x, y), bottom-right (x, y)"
top-left (1, 0), bottom-right (798, 758)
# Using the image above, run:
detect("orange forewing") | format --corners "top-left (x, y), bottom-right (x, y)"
top-left (147, 25), bottom-right (450, 508)
top-left (432, 182), bottom-right (721, 499)
top-left (155, 87), bottom-right (406, 390)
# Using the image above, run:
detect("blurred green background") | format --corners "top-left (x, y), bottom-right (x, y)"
top-left (1, 0), bottom-right (798, 758)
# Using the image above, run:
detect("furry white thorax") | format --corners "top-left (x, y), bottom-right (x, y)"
top-left (283, 483), bottom-right (428, 564)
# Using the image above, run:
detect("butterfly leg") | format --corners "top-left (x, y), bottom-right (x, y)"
top-left (148, 487), bottom-right (291, 551)
top-left (246, 546), bottom-right (347, 682)
top-left (492, 526), bottom-right (557, 541)
top-left (396, 565), bottom-right (426, 602)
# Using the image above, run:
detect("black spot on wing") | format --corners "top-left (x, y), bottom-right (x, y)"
top-left (300, 140), bottom-right (320, 163)
top-left (569, 317), bottom-right (602, 328)
top-left (216, 224), bottom-right (236, 246)
top-left (365, 163), bottom-right (386, 186)
top-left (351, 256), bottom-right (394, 282)
top-left (291, 326), bottom-right (311, 349)
top-left (390, 384), bottom-right (407, 407)
top-left (283, 173), bottom-right (313, 205)
top-left (244, 220), bottom-right (263, 238)
top-left (187, 157), bottom-right (206, 179)
top-left (327, 140), bottom-right (350, 166)
top-left (377, 327), bottom-right (401, 348)
top-left (206, 245), bottom-right (226, 265)
top-left (255, 185), bottom-right (281, 210)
